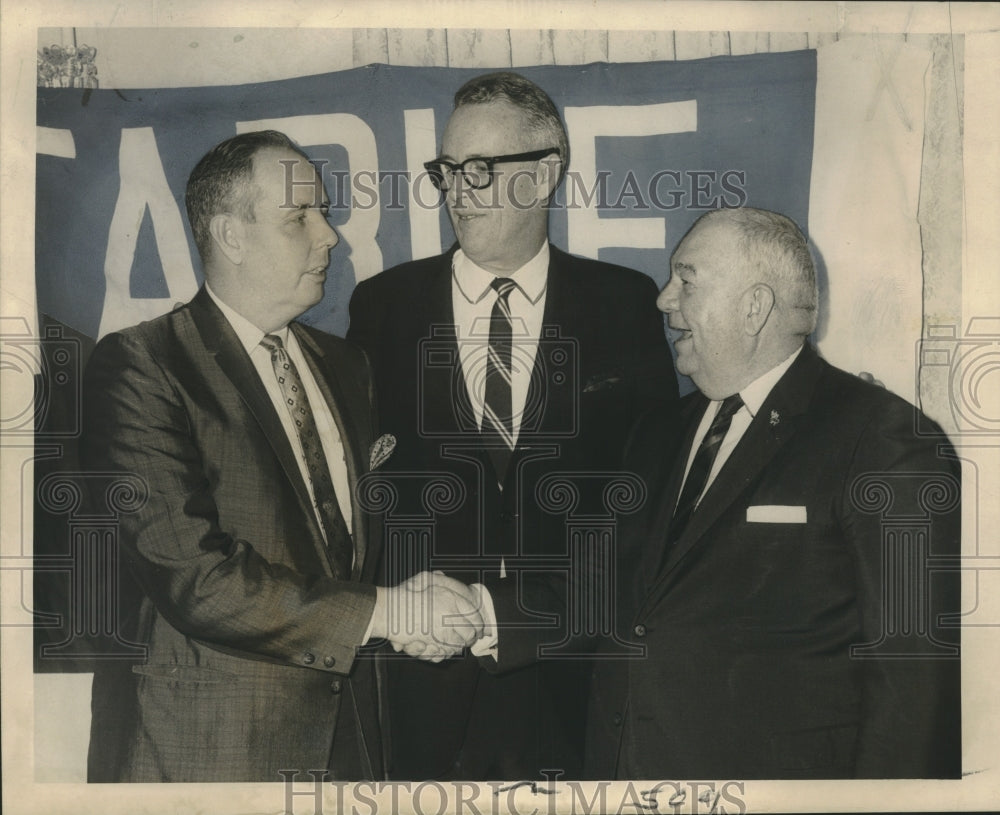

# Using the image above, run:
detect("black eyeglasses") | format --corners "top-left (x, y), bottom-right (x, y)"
top-left (423, 147), bottom-right (560, 191)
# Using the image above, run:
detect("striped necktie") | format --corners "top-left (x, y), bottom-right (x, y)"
top-left (668, 394), bottom-right (744, 547)
top-left (481, 277), bottom-right (518, 481)
top-left (260, 333), bottom-right (354, 580)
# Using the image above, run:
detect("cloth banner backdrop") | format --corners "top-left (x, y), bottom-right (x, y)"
top-left (36, 52), bottom-right (816, 344)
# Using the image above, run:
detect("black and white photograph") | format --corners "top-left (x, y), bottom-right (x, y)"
top-left (2, 1), bottom-right (998, 813)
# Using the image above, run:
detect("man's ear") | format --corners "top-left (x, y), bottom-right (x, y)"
top-left (537, 154), bottom-right (562, 201)
top-left (744, 284), bottom-right (775, 336)
top-left (208, 213), bottom-right (244, 266)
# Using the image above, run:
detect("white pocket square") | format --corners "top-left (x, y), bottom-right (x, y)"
top-left (746, 505), bottom-right (807, 523)
top-left (369, 433), bottom-right (396, 471)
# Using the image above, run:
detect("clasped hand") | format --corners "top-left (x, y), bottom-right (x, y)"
top-left (371, 571), bottom-right (484, 662)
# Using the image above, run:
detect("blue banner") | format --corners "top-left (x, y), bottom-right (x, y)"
top-left (36, 52), bottom-right (815, 340)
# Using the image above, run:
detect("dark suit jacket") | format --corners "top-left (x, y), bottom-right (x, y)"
top-left (81, 287), bottom-right (385, 782)
top-left (348, 244), bottom-right (677, 779)
top-left (586, 344), bottom-right (961, 779)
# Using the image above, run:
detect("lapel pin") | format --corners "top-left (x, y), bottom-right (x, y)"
top-left (369, 433), bottom-right (396, 471)
top-left (770, 410), bottom-right (781, 427)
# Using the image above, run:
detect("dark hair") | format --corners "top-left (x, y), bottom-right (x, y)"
top-left (185, 130), bottom-right (306, 261)
top-left (453, 71), bottom-right (569, 182)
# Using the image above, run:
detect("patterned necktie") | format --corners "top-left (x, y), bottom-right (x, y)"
top-left (668, 394), bottom-right (744, 547)
top-left (481, 277), bottom-right (518, 481)
top-left (260, 333), bottom-right (353, 580)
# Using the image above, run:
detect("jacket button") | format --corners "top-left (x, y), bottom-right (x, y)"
top-left (330, 679), bottom-right (343, 694)
top-left (633, 624), bottom-right (646, 638)
top-left (613, 713), bottom-right (623, 726)
top-left (323, 655), bottom-right (336, 668)
top-left (303, 651), bottom-right (316, 665)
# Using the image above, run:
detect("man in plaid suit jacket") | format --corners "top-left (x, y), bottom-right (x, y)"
top-left (82, 131), bottom-right (482, 782)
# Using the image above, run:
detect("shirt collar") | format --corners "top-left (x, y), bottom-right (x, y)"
top-left (452, 241), bottom-right (549, 305)
top-left (205, 284), bottom-right (289, 354)
top-left (736, 344), bottom-right (804, 419)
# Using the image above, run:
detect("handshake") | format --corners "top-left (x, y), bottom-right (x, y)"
top-left (370, 571), bottom-right (488, 662)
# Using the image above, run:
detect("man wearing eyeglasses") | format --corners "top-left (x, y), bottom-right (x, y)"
top-left (348, 72), bottom-right (677, 780)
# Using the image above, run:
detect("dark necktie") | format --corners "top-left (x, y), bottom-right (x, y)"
top-left (668, 394), bottom-right (744, 546)
top-left (481, 277), bottom-right (517, 480)
top-left (260, 333), bottom-right (353, 580)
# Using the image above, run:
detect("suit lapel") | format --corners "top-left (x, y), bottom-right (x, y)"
top-left (188, 290), bottom-right (321, 554)
top-left (640, 394), bottom-right (707, 590)
top-left (645, 346), bottom-right (824, 601)
top-left (532, 247), bottom-right (571, 437)
top-left (423, 249), bottom-right (477, 437)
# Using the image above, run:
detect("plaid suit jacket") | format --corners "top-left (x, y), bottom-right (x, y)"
top-left (81, 287), bottom-right (384, 782)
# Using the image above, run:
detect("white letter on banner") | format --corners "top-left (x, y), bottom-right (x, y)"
top-left (404, 108), bottom-right (442, 260)
top-left (98, 127), bottom-right (198, 340)
top-left (563, 101), bottom-right (698, 259)
top-left (237, 115), bottom-right (383, 283)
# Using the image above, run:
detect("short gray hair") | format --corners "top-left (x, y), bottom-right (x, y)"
top-left (454, 71), bottom-right (569, 184)
top-left (704, 207), bottom-right (818, 337)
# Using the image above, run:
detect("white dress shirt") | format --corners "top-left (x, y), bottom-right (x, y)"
top-left (450, 243), bottom-right (549, 660)
top-left (206, 285), bottom-right (353, 534)
top-left (451, 242), bottom-right (549, 444)
top-left (678, 345), bottom-right (803, 509)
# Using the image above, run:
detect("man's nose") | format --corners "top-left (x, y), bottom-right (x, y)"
top-left (445, 174), bottom-right (465, 208)
top-left (318, 219), bottom-right (339, 250)
top-left (656, 276), bottom-right (679, 313)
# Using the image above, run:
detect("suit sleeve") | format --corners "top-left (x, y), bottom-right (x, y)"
top-left (842, 402), bottom-right (961, 777)
top-left (82, 331), bottom-right (376, 675)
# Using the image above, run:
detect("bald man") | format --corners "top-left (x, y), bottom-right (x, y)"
top-left (586, 207), bottom-right (961, 779)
